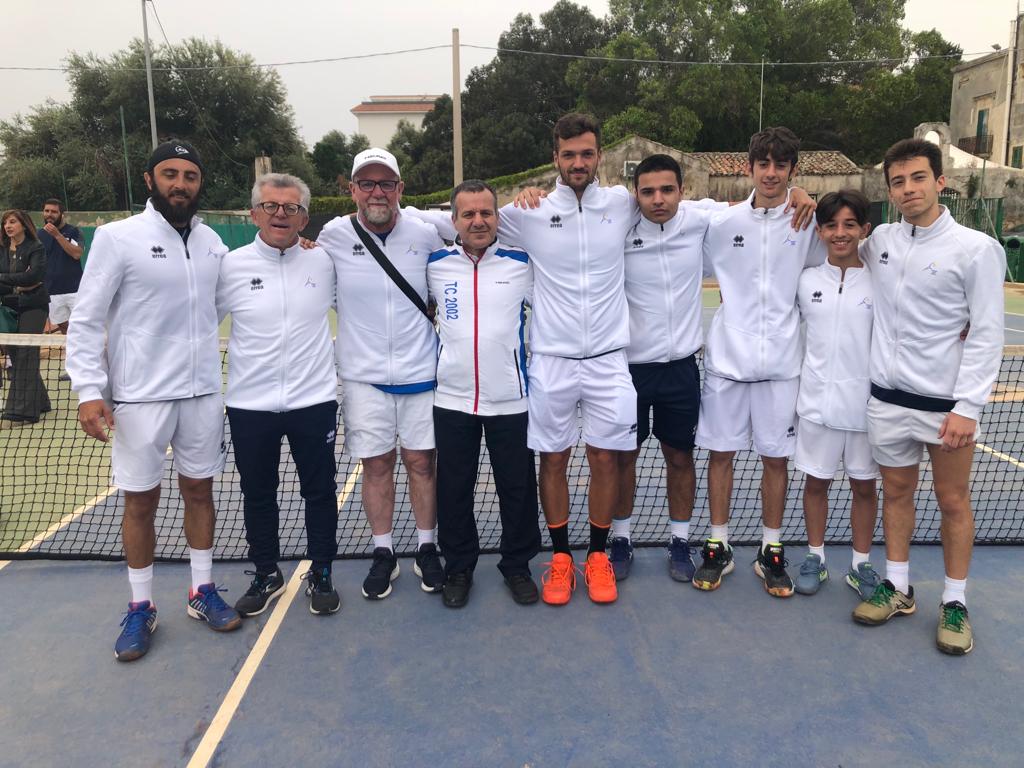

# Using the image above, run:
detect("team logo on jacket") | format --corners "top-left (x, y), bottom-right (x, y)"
top-left (879, 251), bottom-right (889, 264)
top-left (631, 238), bottom-right (643, 248)
top-left (786, 425), bottom-right (796, 438)
top-left (922, 262), bottom-right (939, 275)
top-left (783, 233), bottom-right (798, 247)
top-left (811, 290), bottom-right (823, 303)
top-left (150, 245), bottom-right (166, 258)
top-left (859, 297), bottom-right (873, 310)
top-left (732, 235), bottom-right (744, 247)
top-left (305, 276), bottom-right (316, 288)
top-left (549, 215), bottom-right (562, 228)
top-left (406, 245), bottom-right (418, 255)
top-left (352, 244), bottom-right (365, 255)
top-left (250, 277), bottom-right (264, 291)
top-left (601, 214), bottom-right (612, 224)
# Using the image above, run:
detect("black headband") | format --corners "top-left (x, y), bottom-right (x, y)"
top-left (146, 140), bottom-right (204, 176)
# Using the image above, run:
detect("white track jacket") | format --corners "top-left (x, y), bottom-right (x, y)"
top-left (861, 208), bottom-right (1006, 421)
top-left (67, 200), bottom-right (227, 404)
top-left (216, 235), bottom-right (337, 412)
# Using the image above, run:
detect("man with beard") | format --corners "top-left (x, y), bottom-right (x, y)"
top-left (67, 140), bottom-right (240, 662)
top-left (39, 198), bottom-right (83, 337)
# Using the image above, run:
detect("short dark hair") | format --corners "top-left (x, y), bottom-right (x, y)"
top-left (633, 154), bottom-right (682, 188)
top-left (748, 126), bottom-right (800, 168)
top-left (43, 198), bottom-right (64, 213)
top-left (815, 189), bottom-right (869, 227)
top-left (450, 179), bottom-right (498, 217)
top-left (553, 113), bottom-right (601, 151)
top-left (883, 138), bottom-right (943, 186)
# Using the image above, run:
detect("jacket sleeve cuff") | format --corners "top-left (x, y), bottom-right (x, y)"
top-left (951, 401), bottom-right (981, 421)
top-left (77, 387), bottom-right (104, 404)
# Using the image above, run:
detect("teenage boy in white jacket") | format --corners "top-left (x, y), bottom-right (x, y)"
top-left (852, 138), bottom-right (1006, 656)
top-left (217, 173), bottom-right (340, 617)
top-left (67, 140), bottom-right (240, 662)
top-left (792, 190), bottom-right (880, 598)
top-left (694, 127), bottom-right (826, 598)
top-left (427, 180), bottom-right (542, 609)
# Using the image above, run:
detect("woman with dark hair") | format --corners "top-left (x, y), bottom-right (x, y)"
top-left (0, 208), bottom-right (51, 423)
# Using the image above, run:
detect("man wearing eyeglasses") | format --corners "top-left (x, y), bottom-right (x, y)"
top-left (317, 148), bottom-right (447, 600)
top-left (216, 173), bottom-right (340, 616)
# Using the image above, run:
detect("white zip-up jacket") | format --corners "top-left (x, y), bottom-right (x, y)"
top-left (624, 207), bottom-right (714, 364)
top-left (797, 261), bottom-right (873, 431)
top-left (498, 179), bottom-right (634, 358)
top-left (703, 189), bottom-right (826, 381)
top-left (216, 235), bottom-right (337, 412)
top-left (428, 241), bottom-right (531, 416)
top-left (317, 213), bottom-right (444, 385)
top-left (67, 200), bottom-right (227, 404)
top-left (862, 207), bottom-right (1006, 421)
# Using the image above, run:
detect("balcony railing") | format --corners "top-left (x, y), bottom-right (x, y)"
top-left (958, 134), bottom-right (994, 157)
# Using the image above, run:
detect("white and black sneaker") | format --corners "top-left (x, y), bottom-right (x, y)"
top-left (304, 567), bottom-right (341, 615)
top-left (413, 543), bottom-right (445, 593)
top-left (234, 568), bottom-right (286, 617)
top-left (362, 547), bottom-right (400, 599)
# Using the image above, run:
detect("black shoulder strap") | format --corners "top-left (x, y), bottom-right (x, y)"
top-left (349, 214), bottom-right (431, 321)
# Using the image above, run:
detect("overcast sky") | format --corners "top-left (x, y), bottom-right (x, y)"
top-left (2, 0), bottom-right (1020, 148)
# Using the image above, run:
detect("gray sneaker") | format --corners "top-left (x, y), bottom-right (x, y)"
top-left (936, 601), bottom-right (973, 655)
top-left (794, 554), bottom-right (828, 595)
top-left (845, 562), bottom-right (882, 600)
top-left (852, 580), bottom-right (916, 625)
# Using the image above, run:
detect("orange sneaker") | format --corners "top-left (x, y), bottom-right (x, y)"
top-left (541, 553), bottom-right (576, 605)
top-left (584, 551), bottom-right (618, 603)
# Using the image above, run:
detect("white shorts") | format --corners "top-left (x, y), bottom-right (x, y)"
top-left (49, 292), bottom-right (77, 325)
top-left (340, 380), bottom-right (435, 459)
top-left (527, 351), bottom-right (638, 453)
top-left (866, 397), bottom-right (981, 467)
top-left (794, 418), bottom-right (878, 480)
top-left (111, 393), bottom-right (226, 491)
top-left (695, 374), bottom-right (799, 457)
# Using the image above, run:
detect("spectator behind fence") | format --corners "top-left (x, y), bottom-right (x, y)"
top-left (0, 208), bottom-right (51, 423)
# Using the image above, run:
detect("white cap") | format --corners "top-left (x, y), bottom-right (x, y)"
top-left (351, 148), bottom-right (401, 179)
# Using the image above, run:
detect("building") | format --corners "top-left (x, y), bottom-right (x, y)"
top-left (350, 95), bottom-right (442, 148)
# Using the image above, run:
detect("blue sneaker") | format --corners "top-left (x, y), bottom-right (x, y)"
top-left (845, 562), bottom-right (882, 600)
top-left (794, 553), bottom-right (829, 595)
top-left (608, 536), bottom-right (633, 580)
top-left (667, 537), bottom-right (696, 582)
top-left (187, 583), bottom-right (242, 632)
top-left (114, 601), bottom-right (158, 662)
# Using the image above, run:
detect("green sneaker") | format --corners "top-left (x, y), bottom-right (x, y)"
top-left (936, 601), bottom-right (973, 655)
top-left (852, 580), bottom-right (916, 625)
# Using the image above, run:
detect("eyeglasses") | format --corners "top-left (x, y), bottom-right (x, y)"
top-left (353, 179), bottom-right (399, 193)
top-left (256, 201), bottom-right (305, 216)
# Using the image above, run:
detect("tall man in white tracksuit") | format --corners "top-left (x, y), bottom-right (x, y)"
top-left (216, 173), bottom-right (341, 618)
top-left (694, 127), bottom-right (826, 598)
top-left (316, 148), bottom-right (447, 601)
top-left (852, 138), bottom-right (1006, 656)
top-left (427, 179), bottom-right (542, 609)
top-left (67, 140), bottom-right (240, 662)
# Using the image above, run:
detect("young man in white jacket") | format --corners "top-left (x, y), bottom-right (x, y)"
top-left (67, 140), bottom-right (240, 662)
top-left (853, 138), bottom-right (1006, 656)
top-left (427, 180), bottom-right (541, 609)
top-left (216, 173), bottom-right (340, 616)
top-left (316, 149), bottom-right (446, 601)
top-left (695, 127), bottom-right (826, 597)
top-left (792, 190), bottom-right (880, 598)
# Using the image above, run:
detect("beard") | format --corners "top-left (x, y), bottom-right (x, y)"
top-left (43, 213), bottom-right (63, 226)
top-left (361, 202), bottom-right (395, 227)
top-left (559, 167), bottom-right (596, 192)
top-left (151, 185), bottom-right (200, 226)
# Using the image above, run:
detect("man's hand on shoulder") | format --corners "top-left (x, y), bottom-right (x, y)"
top-left (513, 187), bottom-right (548, 209)
top-left (937, 412), bottom-right (976, 452)
top-left (299, 237), bottom-right (317, 250)
top-left (79, 399), bottom-right (115, 443)
top-left (785, 187), bottom-right (817, 230)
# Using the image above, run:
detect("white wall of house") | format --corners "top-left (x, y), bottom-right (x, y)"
top-left (355, 112), bottom-right (428, 149)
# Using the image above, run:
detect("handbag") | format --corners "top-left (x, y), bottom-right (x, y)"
top-left (349, 214), bottom-right (432, 322)
top-left (0, 304), bottom-right (18, 333)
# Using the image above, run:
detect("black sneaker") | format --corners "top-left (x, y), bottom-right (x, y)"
top-left (754, 543), bottom-right (795, 597)
top-left (442, 571), bottom-right (472, 608)
top-left (304, 567), bottom-right (341, 615)
top-left (234, 568), bottom-right (286, 617)
top-left (692, 539), bottom-right (735, 591)
top-left (504, 572), bottom-right (539, 605)
top-left (413, 543), bottom-right (445, 593)
top-left (362, 547), bottom-right (400, 600)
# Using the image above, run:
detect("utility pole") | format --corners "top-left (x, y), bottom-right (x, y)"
top-left (141, 0), bottom-right (158, 150)
top-left (452, 28), bottom-right (463, 186)
top-left (758, 57), bottom-right (765, 132)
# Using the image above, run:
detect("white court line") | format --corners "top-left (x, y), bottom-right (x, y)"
top-left (186, 463), bottom-right (362, 768)
top-left (977, 442), bottom-right (1024, 471)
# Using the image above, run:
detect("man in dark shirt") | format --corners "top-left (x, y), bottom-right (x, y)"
top-left (39, 198), bottom-right (83, 334)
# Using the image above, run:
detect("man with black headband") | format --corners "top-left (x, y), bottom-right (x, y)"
top-left (67, 140), bottom-right (240, 662)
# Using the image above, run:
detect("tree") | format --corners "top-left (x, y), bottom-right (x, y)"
top-left (310, 130), bottom-right (369, 194)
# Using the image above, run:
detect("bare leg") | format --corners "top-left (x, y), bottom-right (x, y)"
top-left (585, 446), bottom-right (620, 527)
top-left (760, 455), bottom-right (789, 530)
top-left (179, 475), bottom-right (215, 550)
top-left (614, 447), bottom-right (641, 520)
top-left (708, 450), bottom-right (735, 526)
top-left (803, 475), bottom-right (831, 548)
top-left (361, 450), bottom-right (397, 535)
top-left (927, 445), bottom-right (974, 581)
top-left (401, 447), bottom-right (437, 530)
top-left (539, 449), bottom-right (571, 525)
top-left (879, 464), bottom-right (919, 563)
top-left (662, 444), bottom-right (695, 522)
top-left (848, 477), bottom-right (879, 555)
top-left (123, 486), bottom-right (161, 569)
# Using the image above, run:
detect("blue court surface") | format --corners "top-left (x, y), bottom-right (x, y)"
top-left (2, 545), bottom-right (1023, 767)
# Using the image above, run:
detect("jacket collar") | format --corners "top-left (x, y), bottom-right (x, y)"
top-left (142, 198), bottom-right (202, 231)
top-left (820, 257), bottom-right (867, 282)
top-left (744, 188), bottom-right (793, 220)
top-left (549, 177), bottom-right (602, 209)
top-left (252, 233), bottom-right (303, 259)
top-left (896, 205), bottom-right (952, 241)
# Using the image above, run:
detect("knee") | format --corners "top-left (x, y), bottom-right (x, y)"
top-left (805, 476), bottom-right (831, 496)
top-left (761, 456), bottom-right (788, 475)
top-left (709, 451), bottom-right (735, 470)
top-left (585, 446), bottom-right (617, 472)
top-left (663, 447), bottom-right (694, 472)
top-left (849, 479), bottom-right (877, 502)
top-left (362, 452), bottom-right (397, 481)
top-left (936, 485), bottom-right (972, 518)
top-left (540, 450), bottom-right (570, 476)
top-left (401, 449), bottom-right (435, 479)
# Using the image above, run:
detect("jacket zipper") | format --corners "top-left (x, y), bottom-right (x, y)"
top-left (278, 251), bottom-right (288, 411)
top-left (472, 257), bottom-right (480, 414)
top-left (888, 226), bottom-right (916, 386)
top-left (578, 200), bottom-right (590, 357)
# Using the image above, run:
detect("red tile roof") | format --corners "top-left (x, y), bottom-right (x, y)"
top-left (688, 150), bottom-right (860, 176)
top-left (351, 102), bottom-right (437, 114)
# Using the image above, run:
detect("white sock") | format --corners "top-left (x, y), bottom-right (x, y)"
top-left (416, 527), bottom-right (435, 548)
top-left (851, 548), bottom-right (870, 570)
top-left (669, 520), bottom-right (691, 542)
top-left (611, 517), bottom-right (631, 541)
top-left (372, 532), bottom-right (394, 552)
top-left (128, 564), bottom-right (154, 605)
top-left (762, 526), bottom-right (782, 551)
top-left (808, 544), bottom-right (825, 563)
top-left (710, 524), bottom-right (729, 548)
top-left (189, 547), bottom-right (213, 592)
top-left (885, 560), bottom-right (910, 594)
top-left (942, 576), bottom-right (967, 606)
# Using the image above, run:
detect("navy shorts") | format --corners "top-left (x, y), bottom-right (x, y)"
top-left (629, 355), bottom-right (700, 451)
